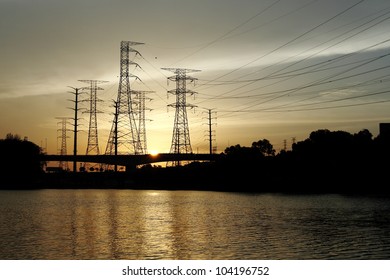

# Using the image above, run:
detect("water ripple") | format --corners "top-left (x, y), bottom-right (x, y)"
top-left (0, 190), bottom-right (390, 259)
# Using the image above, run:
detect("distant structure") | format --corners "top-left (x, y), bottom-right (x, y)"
top-left (291, 137), bottom-right (296, 150)
top-left (133, 90), bottom-right (153, 154)
top-left (105, 41), bottom-right (147, 159)
top-left (68, 86), bottom-right (83, 172)
top-left (56, 117), bottom-right (72, 170)
top-left (205, 108), bottom-right (217, 154)
top-left (80, 80), bottom-right (107, 156)
top-left (80, 79), bottom-right (107, 171)
top-left (162, 68), bottom-right (200, 165)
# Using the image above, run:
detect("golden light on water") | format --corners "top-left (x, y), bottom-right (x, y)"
top-left (146, 191), bottom-right (160, 196)
top-left (2, 190), bottom-right (389, 259)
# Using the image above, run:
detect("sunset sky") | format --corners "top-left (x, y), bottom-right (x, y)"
top-left (1, 0), bottom-right (390, 156)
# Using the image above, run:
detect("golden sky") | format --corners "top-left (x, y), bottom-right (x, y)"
top-left (1, 0), bottom-right (390, 154)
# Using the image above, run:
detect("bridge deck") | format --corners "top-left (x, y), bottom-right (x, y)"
top-left (41, 153), bottom-right (221, 167)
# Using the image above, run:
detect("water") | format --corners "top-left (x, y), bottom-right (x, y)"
top-left (0, 189), bottom-right (389, 259)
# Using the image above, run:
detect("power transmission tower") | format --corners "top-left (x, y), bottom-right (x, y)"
top-left (291, 137), bottom-right (296, 150)
top-left (79, 80), bottom-right (107, 155)
top-left (132, 90), bottom-right (153, 154)
top-left (105, 41), bottom-right (144, 161)
top-left (162, 68), bottom-right (200, 166)
top-left (56, 117), bottom-right (72, 171)
top-left (79, 79), bottom-right (107, 171)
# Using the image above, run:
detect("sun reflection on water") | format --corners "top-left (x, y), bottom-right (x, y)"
top-left (0, 190), bottom-right (390, 259)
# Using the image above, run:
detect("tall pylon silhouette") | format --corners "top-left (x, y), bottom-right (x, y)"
top-left (162, 68), bottom-right (200, 166)
top-left (56, 117), bottom-right (72, 171)
top-left (79, 80), bottom-right (107, 156)
top-left (132, 90), bottom-right (153, 154)
top-left (105, 41), bottom-right (145, 161)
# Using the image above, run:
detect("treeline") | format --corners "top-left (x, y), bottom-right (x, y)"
top-left (205, 128), bottom-right (389, 193)
top-left (137, 128), bottom-right (389, 193)
top-left (0, 129), bottom-right (389, 193)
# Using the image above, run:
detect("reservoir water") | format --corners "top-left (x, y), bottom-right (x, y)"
top-left (0, 189), bottom-right (389, 259)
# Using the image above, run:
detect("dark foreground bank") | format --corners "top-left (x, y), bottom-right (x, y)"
top-left (1, 128), bottom-right (389, 194)
top-left (1, 161), bottom-right (388, 195)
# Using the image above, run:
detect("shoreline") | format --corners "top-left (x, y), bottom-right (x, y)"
top-left (1, 169), bottom-right (388, 196)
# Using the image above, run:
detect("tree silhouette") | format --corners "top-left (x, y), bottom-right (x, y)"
top-left (252, 139), bottom-right (275, 156)
top-left (0, 134), bottom-right (45, 186)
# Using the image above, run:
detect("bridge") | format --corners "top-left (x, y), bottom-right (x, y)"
top-left (40, 153), bottom-right (221, 171)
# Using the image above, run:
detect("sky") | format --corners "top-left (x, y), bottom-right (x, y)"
top-left (1, 0), bottom-right (390, 157)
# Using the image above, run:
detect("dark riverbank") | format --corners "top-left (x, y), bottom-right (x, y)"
top-left (1, 128), bottom-right (389, 194)
top-left (1, 160), bottom-right (388, 195)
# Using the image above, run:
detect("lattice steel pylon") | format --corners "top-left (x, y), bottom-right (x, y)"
top-left (79, 80), bottom-right (107, 172)
top-left (56, 117), bottom-right (72, 171)
top-left (132, 90), bottom-right (153, 154)
top-left (162, 68), bottom-right (200, 166)
top-left (105, 41), bottom-right (145, 160)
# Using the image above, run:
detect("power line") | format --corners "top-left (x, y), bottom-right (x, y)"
top-left (196, 0), bottom-right (366, 90)
top-left (169, 0), bottom-right (282, 66)
top-left (196, 11), bottom-right (390, 89)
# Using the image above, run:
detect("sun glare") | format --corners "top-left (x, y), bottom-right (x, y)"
top-left (150, 150), bottom-right (159, 156)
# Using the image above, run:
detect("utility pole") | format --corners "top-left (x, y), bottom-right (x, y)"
top-left (201, 108), bottom-right (217, 154)
top-left (68, 86), bottom-right (83, 172)
top-left (206, 108), bottom-right (217, 154)
top-left (161, 67), bottom-right (200, 166)
top-left (113, 100), bottom-right (119, 172)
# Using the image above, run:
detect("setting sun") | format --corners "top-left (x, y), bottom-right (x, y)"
top-left (149, 150), bottom-right (159, 156)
